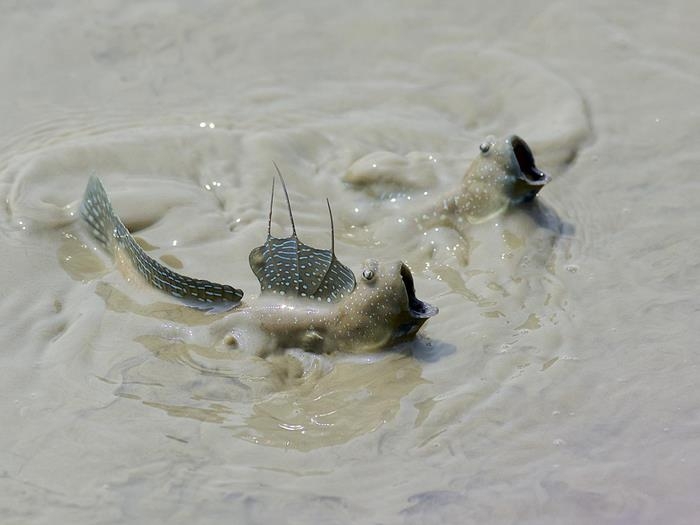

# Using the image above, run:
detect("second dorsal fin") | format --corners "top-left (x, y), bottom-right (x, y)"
top-left (248, 165), bottom-right (356, 302)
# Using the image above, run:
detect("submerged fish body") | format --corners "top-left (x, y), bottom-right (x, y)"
top-left (418, 135), bottom-right (550, 230)
top-left (80, 175), bottom-right (437, 354)
top-left (342, 135), bottom-right (551, 266)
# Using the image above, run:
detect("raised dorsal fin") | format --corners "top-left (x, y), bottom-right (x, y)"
top-left (248, 166), bottom-right (356, 302)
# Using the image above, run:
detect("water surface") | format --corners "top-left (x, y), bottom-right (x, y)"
top-left (1, 1), bottom-right (699, 524)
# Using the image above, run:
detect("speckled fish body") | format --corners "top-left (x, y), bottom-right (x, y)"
top-left (417, 135), bottom-right (550, 229)
top-left (80, 175), bottom-right (437, 354)
top-left (234, 259), bottom-right (434, 354)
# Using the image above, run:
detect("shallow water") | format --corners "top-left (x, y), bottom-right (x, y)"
top-left (2, 1), bottom-right (699, 523)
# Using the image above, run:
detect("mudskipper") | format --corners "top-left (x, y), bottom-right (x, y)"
top-left (80, 171), bottom-right (437, 354)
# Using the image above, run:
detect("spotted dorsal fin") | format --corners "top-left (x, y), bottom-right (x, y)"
top-left (248, 166), bottom-right (356, 302)
top-left (80, 176), bottom-right (243, 311)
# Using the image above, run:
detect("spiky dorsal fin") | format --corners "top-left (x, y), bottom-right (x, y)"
top-left (248, 167), bottom-right (356, 302)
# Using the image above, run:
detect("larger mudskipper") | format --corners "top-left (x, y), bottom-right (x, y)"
top-left (80, 170), bottom-right (437, 354)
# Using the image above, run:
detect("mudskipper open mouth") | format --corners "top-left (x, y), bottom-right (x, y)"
top-left (512, 135), bottom-right (550, 186)
top-left (391, 264), bottom-right (438, 342)
top-left (392, 263), bottom-right (438, 342)
top-left (401, 264), bottom-right (438, 319)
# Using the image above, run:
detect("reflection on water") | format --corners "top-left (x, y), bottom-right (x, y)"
top-left (159, 253), bottom-right (183, 269)
top-left (96, 281), bottom-right (223, 326)
top-left (235, 354), bottom-right (425, 451)
top-left (119, 333), bottom-right (428, 450)
top-left (57, 232), bottom-right (107, 281)
top-left (520, 199), bottom-right (573, 237)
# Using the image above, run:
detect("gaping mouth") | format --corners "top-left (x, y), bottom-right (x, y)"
top-left (400, 264), bottom-right (438, 319)
top-left (511, 135), bottom-right (550, 187)
top-left (391, 264), bottom-right (438, 342)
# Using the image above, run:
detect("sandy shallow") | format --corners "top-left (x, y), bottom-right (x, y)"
top-left (1, 1), bottom-right (699, 524)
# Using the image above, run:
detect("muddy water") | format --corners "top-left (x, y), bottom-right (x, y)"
top-left (1, 1), bottom-right (699, 523)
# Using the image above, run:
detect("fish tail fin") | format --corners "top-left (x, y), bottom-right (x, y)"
top-left (80, 176), bottom-right (243, 310)
top-left (81, 176), bottom-right (116, 251)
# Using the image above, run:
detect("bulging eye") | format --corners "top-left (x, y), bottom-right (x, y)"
top-left (479, 142), bottom-right (491, 154)
top-left (362, 269), bottom-right (374, 281)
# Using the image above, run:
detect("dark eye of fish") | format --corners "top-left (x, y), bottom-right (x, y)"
top-left (362, 269), bottom-right (374, 281)
top-left (249, 165), bottom-right (356, 303)
top-left (479, 142), bottom-right (491, 154)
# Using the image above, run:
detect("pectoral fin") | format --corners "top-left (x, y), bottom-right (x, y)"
top-left (300, 329), bottom-right (325, 352)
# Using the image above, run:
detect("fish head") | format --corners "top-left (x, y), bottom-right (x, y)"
top-left (339, 259), bottom-right (438, 351)
top-left (466, 134), bottom-right (551, 205)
